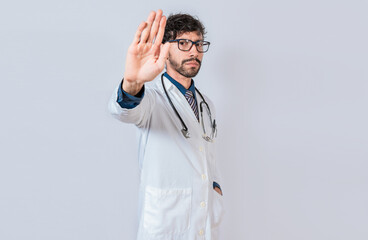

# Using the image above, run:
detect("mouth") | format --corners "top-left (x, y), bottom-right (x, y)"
top-left (183, 58), bottom-right (201, 67)
top-left (185, 61), bottom-right (199, 67)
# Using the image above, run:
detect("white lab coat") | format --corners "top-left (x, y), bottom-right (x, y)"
top-left (108, 74), bottom-right (225, 240)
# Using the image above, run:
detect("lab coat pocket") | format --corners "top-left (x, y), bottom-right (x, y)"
top-left (211, 191), bottom-right (225, 228)
top-left (143, 186), bottom-right (192, 236)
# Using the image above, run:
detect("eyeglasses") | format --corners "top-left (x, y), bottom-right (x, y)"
top-left (167, 39), bottom-right (210, 53)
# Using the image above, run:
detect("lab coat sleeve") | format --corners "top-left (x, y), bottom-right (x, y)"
top-left (108, 83), bottom-right (156, 128)
top-left (116, 80), bottom-right (144, 109)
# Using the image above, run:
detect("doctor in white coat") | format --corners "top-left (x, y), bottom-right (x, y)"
top-left (108, 10), bottom-right (225, 240)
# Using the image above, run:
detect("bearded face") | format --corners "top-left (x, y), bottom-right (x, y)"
top-left (168, 54), bottom-right (202, 78)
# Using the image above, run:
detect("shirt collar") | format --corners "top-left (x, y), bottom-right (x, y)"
top-left (164, 72), bottom-right (197, 98)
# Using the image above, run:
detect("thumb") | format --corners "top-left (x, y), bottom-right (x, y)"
top-left (157, 42), bottom-right (170, 67)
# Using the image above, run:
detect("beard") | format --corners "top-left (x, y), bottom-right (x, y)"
top-left (168, 56), bottom-right (202, 78)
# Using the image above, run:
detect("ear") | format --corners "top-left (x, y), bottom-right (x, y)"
top-left (166, 52), bottom-right (171, 63)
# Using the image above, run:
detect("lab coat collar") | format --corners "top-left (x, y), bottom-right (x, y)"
top-left (163, 72), bottom-right (198, 103)
top-left (159, 74), bottom-right (203, 129)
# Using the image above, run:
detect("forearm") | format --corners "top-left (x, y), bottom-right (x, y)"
top-left (122, 77), bottom-right (145, 96)
top-left (117, 79), bottom-right (144, 109)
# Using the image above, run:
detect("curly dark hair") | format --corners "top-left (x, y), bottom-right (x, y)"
top-left (162, 13), bottom-right (206, 43)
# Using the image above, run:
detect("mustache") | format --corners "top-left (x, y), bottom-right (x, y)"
top-left (182, 58), bottom-right (201, 65)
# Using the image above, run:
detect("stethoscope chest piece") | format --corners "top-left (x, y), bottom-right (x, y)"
top-left (181, 129), bottom-right (190, 138)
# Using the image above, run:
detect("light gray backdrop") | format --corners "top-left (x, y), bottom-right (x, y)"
top-left (1, 0), bottom-right (367, 239)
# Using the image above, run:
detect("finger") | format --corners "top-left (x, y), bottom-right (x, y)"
top-left (157, 42), bottom-right (170, 67)
top-left (153, 15), bottom-right (167, 48)
top-left (132, 21), bottom-right (147, 45)
top-left (139, 11), bottom-right (156, 44)
top-left (148, 9), bottom-right (163, 44)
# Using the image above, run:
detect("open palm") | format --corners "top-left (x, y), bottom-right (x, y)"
top-left (123, 10), bottom-right (170, 95)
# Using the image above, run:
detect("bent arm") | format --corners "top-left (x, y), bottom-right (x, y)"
top-left (108, 10), bottom-right (169, 127)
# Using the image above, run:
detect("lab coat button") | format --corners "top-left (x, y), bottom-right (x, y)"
top-left (200, 201), bottom-right (206, 208)
top-left (201, 174), bottom-right (206, 180)
top-left (199, 229), bottom-right (204, 236)
top-left (199, 146), bottom-right (203, 152)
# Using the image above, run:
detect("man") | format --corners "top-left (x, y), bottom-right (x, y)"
top-left (108, 10), bottom-right (224, 240)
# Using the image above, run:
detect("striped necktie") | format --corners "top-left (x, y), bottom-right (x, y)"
top-left (185, 90), bottom-right (199, 121)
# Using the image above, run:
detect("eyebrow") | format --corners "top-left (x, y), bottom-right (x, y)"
top-left (179, 38), bottom-right (205, 42)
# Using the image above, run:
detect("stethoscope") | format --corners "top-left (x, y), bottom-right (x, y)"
top-left (161, 74), bottom-right (217, 142)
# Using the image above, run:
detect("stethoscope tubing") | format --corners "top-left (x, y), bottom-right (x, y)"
top-left (161, 73), bottom-right (212, 139)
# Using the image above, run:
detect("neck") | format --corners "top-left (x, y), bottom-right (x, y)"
top-left (166, 69), bottom-right (192, 89)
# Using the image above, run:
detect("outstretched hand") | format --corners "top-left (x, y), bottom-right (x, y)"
top-left (123, 10), bottom-right (170, 95)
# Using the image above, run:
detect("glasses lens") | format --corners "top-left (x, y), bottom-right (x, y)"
top-left (196, 41), bottom-right (210, 53)
top-left (178, 39), bottom-right (192, 51)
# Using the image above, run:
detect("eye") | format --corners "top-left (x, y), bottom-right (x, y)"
top-left (179, 39), bottom-right (190, 46)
